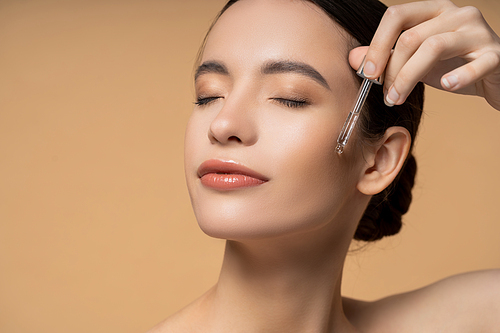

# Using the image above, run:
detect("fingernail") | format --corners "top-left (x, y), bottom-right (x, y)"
top-left (363, 60), bottom-right (376, 78)
top-left (385, 87), bottom-right (399, 107)
top-left (442, 75), bottom-right (458, 89)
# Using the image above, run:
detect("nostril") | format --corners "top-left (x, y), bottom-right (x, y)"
top-left (227, 136), bottom-right (242, 142)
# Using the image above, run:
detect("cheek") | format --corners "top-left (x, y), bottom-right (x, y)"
top-left (262, 117), bottom-right (354, 229)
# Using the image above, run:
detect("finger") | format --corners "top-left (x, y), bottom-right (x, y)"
top-left (383, 11), bottom-right (467, 91)
top-left (364, 1), bottom-right (455, 79)
top-left (442, 51), bottom-right (500, 92)
top-left (385, 31), bottom-right (474, 106)
top-left (348, 46), bottom-right (368, 71)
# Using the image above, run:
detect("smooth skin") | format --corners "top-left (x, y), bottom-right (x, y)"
top-left (149, 0), bottom-right (500, 332)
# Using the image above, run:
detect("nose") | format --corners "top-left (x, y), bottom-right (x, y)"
top-left (208, 97), bottom-right (258, 146)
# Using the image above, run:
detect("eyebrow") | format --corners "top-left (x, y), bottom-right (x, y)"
top-left (195, 61), bottom-right (229, 81)
top-left (195, 60), bottom-right (330, 90)
top-left (262, 60), bottom-right (330, 90)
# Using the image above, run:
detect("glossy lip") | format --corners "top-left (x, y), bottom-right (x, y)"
top-left (197, 159), bottom-right (269, 189)
top-left (198, 159), bottom-right (269, 180)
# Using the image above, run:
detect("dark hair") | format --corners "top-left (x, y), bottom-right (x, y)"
top-left (203, 0), bottom-right (424, 242)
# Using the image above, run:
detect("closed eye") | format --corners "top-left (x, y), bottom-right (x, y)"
top-left (194, 96), bottom-right (222, 107)
top-left (273, 98), bottom-right (309, 108)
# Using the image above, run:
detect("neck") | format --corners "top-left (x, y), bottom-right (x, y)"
top-left (203, 228), bottom-right (358, 333)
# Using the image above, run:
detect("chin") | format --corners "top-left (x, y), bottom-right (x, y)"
top-left (191, 198), bottom-right (344, 242)
top-left (193, 208), bottom-right (281, 240)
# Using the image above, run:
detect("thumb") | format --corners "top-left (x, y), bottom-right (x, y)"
top-left (349, 46), bottom-right (369, 71)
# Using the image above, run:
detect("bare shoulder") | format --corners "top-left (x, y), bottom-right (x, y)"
top-left (145, 288), bottom-right (214, 333)
top-left (344, 269), bottom-right (500, 333)
top-left (145, 306), bottom-right (191, 333)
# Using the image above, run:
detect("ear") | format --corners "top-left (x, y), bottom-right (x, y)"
top-left (356, 126), bottom-right (411, 196)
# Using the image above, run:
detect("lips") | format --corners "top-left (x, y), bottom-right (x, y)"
top-left (197, 159), bottom-right (269, 190)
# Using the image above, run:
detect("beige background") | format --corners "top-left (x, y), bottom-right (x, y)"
top-left (0, 0), bottom-right (499, 332)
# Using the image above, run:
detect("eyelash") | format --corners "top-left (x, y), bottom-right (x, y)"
top-left (194, 97), bottom-right (309, 109)
top-left (194, 96), bottom-right (222, 107)
top-left (273, 98), bottom-right (308, 108)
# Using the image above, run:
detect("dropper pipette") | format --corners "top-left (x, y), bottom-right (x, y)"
top-left (335, 57), bottom-right (384, 154)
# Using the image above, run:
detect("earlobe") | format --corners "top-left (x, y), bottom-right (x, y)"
top-left (356, 126), bottom-right (411, 196)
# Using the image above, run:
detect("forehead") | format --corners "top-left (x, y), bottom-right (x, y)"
top-left (202, 0), bottom-right (354, 86)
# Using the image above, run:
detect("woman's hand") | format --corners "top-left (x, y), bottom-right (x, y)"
top-left (349, 0), bottom-right (500, 111)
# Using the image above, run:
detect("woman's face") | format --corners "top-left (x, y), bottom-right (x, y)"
top-left (185, 0), bottom-right (365, 240)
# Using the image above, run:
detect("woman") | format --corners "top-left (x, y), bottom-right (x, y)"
top-left (150, 0), bottom-right (500, 331)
